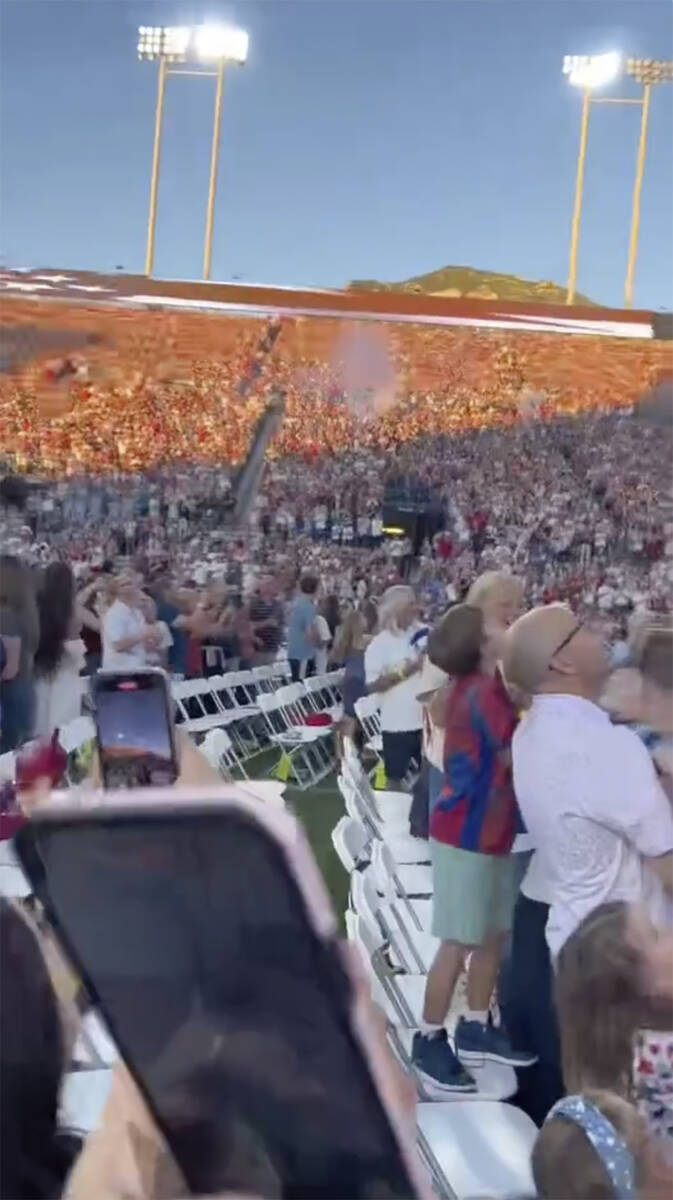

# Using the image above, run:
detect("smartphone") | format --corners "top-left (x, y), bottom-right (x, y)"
top-left (15, 793), bottom-right (426, 1199)
top-left (93, 670), bottom-right (178, 789)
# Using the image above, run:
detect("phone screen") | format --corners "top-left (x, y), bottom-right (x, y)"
top-left (94, 672), bottom-right (177, 788)
top-left (17, 809), bottom-right (416, 1199)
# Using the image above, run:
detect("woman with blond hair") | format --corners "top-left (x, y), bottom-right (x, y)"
top-left (466, 570), bottom-right (524, 632)
top-left (364, 586), bottom-right (425, 789)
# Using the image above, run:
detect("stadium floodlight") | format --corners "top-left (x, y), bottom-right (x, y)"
top-left (563, 51), bottom-right (621, 89)
top-left (137, 23), bottom-right (248, 64)
top-left (626, 58), bottom-right (673, 85)
top-left (138, 23), bottom-right (250, 279)
top-left (193, 24), bottom-right (249, 64)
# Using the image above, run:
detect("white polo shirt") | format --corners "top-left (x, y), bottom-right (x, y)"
top-left (364, 629), bottom-right (423, 733)
top-left (512, 693), bottom-right (673, 958)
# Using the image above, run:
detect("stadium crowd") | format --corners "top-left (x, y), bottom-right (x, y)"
top-left (1, 311), bottom-right (672, 1200)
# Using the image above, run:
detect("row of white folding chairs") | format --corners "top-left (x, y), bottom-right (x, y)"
top-left (344, 910), bottom-right (535, 1196)
top-left (336, 841), bottom-right (535, 1197)
top-left (339, 742), bottom-right (433, 903)
top-left (171, 675), bottom-right (265, 761)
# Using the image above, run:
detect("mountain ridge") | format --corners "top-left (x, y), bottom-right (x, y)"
top-left (348, 264), bottom-right (595, 306)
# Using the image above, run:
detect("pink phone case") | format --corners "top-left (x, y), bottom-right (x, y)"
top-left (31, 785), bottom-right (431, 1198)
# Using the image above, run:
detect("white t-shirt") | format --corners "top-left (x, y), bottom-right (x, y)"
top-left (364, 630), bottom-right (423, 733)
top-left (102, 600), bottom-right (148, 671)
top-left (513, 693), bottom-right (673, 958)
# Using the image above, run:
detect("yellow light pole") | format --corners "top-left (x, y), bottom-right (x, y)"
top-left (624, 83), bottom-right (651, 310)
top-left (563, 54), bottom-right (621, 305)
top-left (623, 59), bottom-right (673, 308)
top-left (145, 55), bottom-right (168, 276)
top-left (137, 24), bottom-right (249, 280)
top-left (203, 59), bottom-right (226, 281)
top-left (567, 87), bottom-right (591, 308)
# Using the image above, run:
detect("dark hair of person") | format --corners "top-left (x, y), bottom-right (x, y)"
top-left (34, 562), bottom-right (75, 679)
top-left (0, 556), bottom-right (40, 652)
top-left (299, 575), bottom-right (319, 596)
top-left (427, 604), bottom-right (484, 677)
top-left (322, 594), bottom-right (341, 638)
top-left (361, 599), bottom-right (377, 633)
top-left (0, 899), bottom-right (78, 1199)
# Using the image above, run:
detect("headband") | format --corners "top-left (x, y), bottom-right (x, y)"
top-left (546, 1095), bottom-right (636, 1198)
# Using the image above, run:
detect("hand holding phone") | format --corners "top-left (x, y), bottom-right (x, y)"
top-left (16, 797), bottom-right (427, 1198)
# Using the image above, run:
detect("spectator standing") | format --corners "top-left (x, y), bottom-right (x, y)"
top-left (412, 604), bottom-right (535, 1093)
top-left (34, 563), bottom-right (86, 739)
top-left (286, 575), bottom-right (319, 682)
top-left (0, 557), bottom-right (39, 752)
top-left (101, 575), bottom-right (156, 672)
top-left (313, 600), bottom-right (333, 675)
top-left (504, 603), bottom-right (673, 961)
top-left (364, 586), bottom-right (424, 789)
top-left (248, 575), bottom-right (284, 666)
top-left (333, 602), bottom-right (377, 738)
top-left (151, 578), bottom-right (189, 678)
top-left (138, 596), bottom-right (173, 671)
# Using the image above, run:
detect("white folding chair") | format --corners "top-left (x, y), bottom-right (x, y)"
top-left (353, 694), bottom-right (383, 772)
top-left (338, 775), bottom-right (429, 865)
top-left (200, 728), bottom-right (248, 780)
top-left (302, 674), bottom-right (342, 720)
top-left (350, 912), bottom-right (427, 1028)
top-left (342, 745), bottom-right (412, 829)
top-left (372, 836), bottom-right (432, 899)
top-left (208, 674), bottom-right (264, 758)
top-left (415, 1100), bottom-right (536, 1197)
top-left (372, 841), bottom-right (433, 930)
top-left (251, 664), bottom-right (275, 693)
top-left (256, 690), bottom-right (333, 790)
top-left (171, 678), bottom-right (230, 735)
top-left (351, 866), bottom-right (439, 975)
top-left (331, 815), bottom-right (370, 875)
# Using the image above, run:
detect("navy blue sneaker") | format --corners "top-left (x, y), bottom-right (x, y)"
top-left (412, 1030), bottom-right (477, 1092)
top-left (454, 1017), bottom-right (538, 1067)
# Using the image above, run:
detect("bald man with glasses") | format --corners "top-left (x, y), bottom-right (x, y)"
top-left (496, 604), bottom-right (673, 1123)
top-left (503, 603), bottom-right (673, 961)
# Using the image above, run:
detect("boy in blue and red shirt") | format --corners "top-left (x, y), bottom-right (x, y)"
top-left (412, 603), bottom-right (536, 1093)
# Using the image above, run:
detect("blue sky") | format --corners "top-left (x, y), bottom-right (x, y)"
top-left (1, 0), bottom-right (671, 308)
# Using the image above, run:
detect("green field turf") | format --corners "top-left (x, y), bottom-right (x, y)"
top-left (245, 747), bottom-right (349, 930)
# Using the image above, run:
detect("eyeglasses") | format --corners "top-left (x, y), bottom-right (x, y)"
top-left (548, 619), bottom-right (584, 669)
